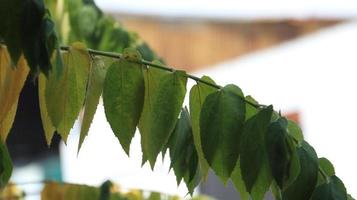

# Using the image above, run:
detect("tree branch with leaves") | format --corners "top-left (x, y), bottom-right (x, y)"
top-left (0, 0), bottom-right (354, 199)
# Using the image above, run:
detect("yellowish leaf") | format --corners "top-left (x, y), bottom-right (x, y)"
top-left (39, 74), bottom-right (56, 146)
top-left (0, 100), bottom-right (18, 142)
top-left (0, 45), bottom-right (29, 141)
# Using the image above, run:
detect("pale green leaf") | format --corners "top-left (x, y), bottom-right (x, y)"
top-left (200, 84), bottom-right (246, 183)
top-left (231, 159), bottom-right (250, 200)
top-left (139, 68), bottom-right (187, 168)
top-left (103, 50), bottom-right (144, 155)
top-left (79, 56), bottom-right (112, 152)
top-left (189, 75), bottom-right (217, 178)
top-left (45, 42), bottom-right (90, 142)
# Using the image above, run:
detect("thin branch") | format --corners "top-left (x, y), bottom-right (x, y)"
top-left (61, 46), bottom-right (266, 108)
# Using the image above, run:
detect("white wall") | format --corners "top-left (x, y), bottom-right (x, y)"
top-left (95, 0), bottom-right (357, 21)
top-left (194, 21), bottom-right (357, 196)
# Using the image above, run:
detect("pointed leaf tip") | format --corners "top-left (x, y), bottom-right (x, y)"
top-left (200, 84), bottom-right (246, 182)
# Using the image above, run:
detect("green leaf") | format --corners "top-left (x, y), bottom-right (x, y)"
top-left (167, 109), bottom-right (192, 182)
top-left (165, 108), bottom-right (201, 194)
top-left (184, 161), bottom-right (201, 196)
top-left (348, 194), bottom-right (355, 200)
top-left (287, 120), bottom-right (304, 143)
top-left (79, 56), bottom-right (112, 152)
top-left (284, 136), bottom-right (301, 189)
top-left (265, 117), bottom-right (299, 190)
top-left (45, 43), bottom-right (90, 142)
top-left (319, 157), bottom-right (335, 177)
top-left (245, 95), bottom-right (259, 121)
top-left (250, 152), bottom-right (273, 200)
top-left (283, 141), bottom-right (318, 200)
top-left (21, 1), bottom-right (58, 75)
top-left (39, 74), bottom-right (56, 146)
top-left (136, 42), bottom-right (156, 62)
top-left (240, 106), bottom-right (273, 192)
top-left (231, 160), bottom-right (250, 200)
top-left (139, 68), bottom-right (187, 168)
top-left (311, 175), bottom-right (347, 200)
top-left (265, 118), bottom-right (289, 188)
top-left (200, 84), bottom-right (246, 182)
top-left (0, 0), bottom-right (23, 64)
top-left (189, 76), bottom-right (217, 178)
top-left (271, 181), bottom-right (282, 200)
top-left (0, 141), bottom-right (12, 188)
top-left (167, 108), bottom-right (192, 184)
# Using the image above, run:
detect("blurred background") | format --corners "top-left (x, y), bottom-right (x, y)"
top-left (7, 0), bottom-right (357, 199)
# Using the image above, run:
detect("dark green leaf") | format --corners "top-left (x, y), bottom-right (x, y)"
top-left (0, 141), bottom-right (12, 188)
top-left (265, 117), bottom-right (299, 190)
top-left (184, 160), bottom-right (201, 196)
top-left (284, 136), bottom-right (301, 189)
top-left (348, 194), bottom-right (355, 200)
top-left (250, 147), bottom-right (273, 200)
top-left (265, 118), bottom-right (289, 188)
top-left (79, 56), bottom-right (112, 152)
top-left (21, 0), bottom-right (56, 75)
top-left (240, 106), bottom-right (273, 192)
top-left (283, 141), bottom-right (318, 200)
top-left (189, 76), bottom-right (217, 178)
top-left (103, 49), bottom-right (144, 155)
top-left (0, 0), bottom-right (23, 64)
top-left (166, 108), bottom-right (201, 194)
top-left (311, 175), bottom-right (347, 200)
top-left (139, 68), bottom-right (187, 168)
top-left (136, 42), bottom-right (156, 62)
top-left (200, 84), bottom-right (246, 182)
top-left (167, 108), bottom-right (193, 184)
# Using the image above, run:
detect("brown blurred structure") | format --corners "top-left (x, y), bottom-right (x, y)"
top-left (116, 17), bottom-right (340, 71)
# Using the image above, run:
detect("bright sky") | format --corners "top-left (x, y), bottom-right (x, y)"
top-left (95, 0), bottom-right (357, 20)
